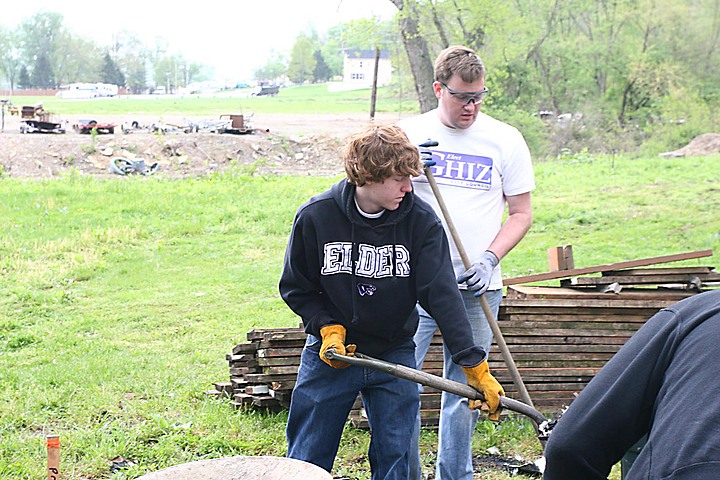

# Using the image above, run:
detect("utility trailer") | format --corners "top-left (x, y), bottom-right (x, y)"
top-left (18, 104), bottom-right (66, 134)
top-left (20, 113), bottom-right (66, 134)
top-left (73, 119), bottom-right (115, 134)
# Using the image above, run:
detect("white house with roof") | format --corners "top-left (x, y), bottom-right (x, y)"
top-left (328, 49), bottom-right (392, 92)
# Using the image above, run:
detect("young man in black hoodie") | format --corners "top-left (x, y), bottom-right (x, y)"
top-left (543, 289), bottom-right (720, 479)
top-left (279, 124), bottom-right (504, 480)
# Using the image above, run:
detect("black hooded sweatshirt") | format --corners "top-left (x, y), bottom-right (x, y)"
top-left (279, 179), bottom-right (485, 366)
top-left (543, 289), bottom-right (720, 479)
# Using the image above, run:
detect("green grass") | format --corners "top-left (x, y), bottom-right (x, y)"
top-left (6, 84), bottom-right (416, 117)
top-left (0, 154), bottom-right (718, 479)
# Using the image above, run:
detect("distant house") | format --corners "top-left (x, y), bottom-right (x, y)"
top-left (342, 49), bottom-right (391, 88)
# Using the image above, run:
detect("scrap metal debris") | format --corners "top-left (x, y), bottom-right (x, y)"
top-left (109, 157), bottom-right (159, 175)
top-left (473, 453), bottom-right (543, 477)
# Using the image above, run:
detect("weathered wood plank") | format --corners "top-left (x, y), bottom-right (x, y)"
top-left (502, 249), bottom-right (713, 285)
top-left (270, 380), bottom-right (297, 391)
top-left (257, 347), bottom-right (304, 358)
top-left (261, 365), bottom-right (299, 375)
top-left (568, 273), bottom-right (720, 286)
top-left (501, 298), bottom-right (676, 310)
top-left (244, 373), bottom-right (298, 383)
top-left (232, 343), bottom-right (259, 355)
top-left (495, 321), bottom-right (641, 331)
top-left (603, 266), bottom-right (714, 276)
top-left (485, 335), bottom-right (630, 345)
top-left (490, 344), bottom-right (622, 354)
top-left (500, 313), bottom-right (652, 323)
top-left (246, 326), bottom-right (302, 341)
top-left (489, 359), bottom-right (610, 368)
top-left (257, 356), bottom-right (301, 367)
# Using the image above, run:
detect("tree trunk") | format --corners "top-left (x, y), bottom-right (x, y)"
top-left (430, 1), bottom-right (450, 49)
top-left (389, 0), bottom-right (438, 113)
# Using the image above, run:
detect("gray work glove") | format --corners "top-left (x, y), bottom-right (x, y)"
top-left (457, 250), bottom-right (499, 296)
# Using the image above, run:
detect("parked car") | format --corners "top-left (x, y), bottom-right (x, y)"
top-left (73, 119), bottom-right (115, 134)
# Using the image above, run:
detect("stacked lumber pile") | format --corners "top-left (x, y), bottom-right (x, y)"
top-left (206, 324), bottom-right (447, 428)
top-left (205, 327), bottom-right (305, 412)
top-left (490, 285), bottom-right (693, 409)
top-left (492, 249), bottom-right (718, 410)
top-left (207, 249), bottom-right (717, 426)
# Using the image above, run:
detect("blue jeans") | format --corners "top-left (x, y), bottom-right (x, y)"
top-left (287, 334), bottom-right (419, 480)
top-left (409, 289), bottom-right (502, 480)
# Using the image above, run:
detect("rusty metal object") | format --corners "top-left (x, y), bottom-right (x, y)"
top-left (326, 349), bottom-right (557, 448)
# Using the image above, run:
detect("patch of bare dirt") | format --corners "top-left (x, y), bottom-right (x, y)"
top-left (0, 112), bottom-right (405, 179)
top-left (659, 133), bottom-right (720, 158)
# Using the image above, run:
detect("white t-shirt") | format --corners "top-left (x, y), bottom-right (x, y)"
top-left (398, 109), bottom-right (536, 290)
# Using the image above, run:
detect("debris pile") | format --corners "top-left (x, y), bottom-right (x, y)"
top-left (659, 133), bottom-right (720, 157)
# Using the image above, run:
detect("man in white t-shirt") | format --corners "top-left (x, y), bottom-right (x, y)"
top-left (398, 45), bottom-right (536, 480)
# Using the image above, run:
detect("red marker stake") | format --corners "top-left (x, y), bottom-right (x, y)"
top-left (46, 434), bottom-right (60, 480)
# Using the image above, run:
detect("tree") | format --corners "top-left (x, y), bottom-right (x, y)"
top-left (0, 26), bottom-right (22, 91)
top-left (17, 65), bottom-right (30, 90)
top-left (312, 50), bottom-right (332, 83)
top-left (123, 57), bottom-right (147, 93)
top-left (388, 0), bottom-right (437, 112)
top-left (31, 53), bottom-right (54, 88)
top-left (254, 51), bottom-right (287, 84)
top-left (101, 52), bottom-right (125, 86)
top-left (151, 51), bottom-right (196, 93)
top-left (18, 12), bottom-right (65, 88)
top-left (111, 31), bottom-right (149, 93)
top-left (57, 35), bottom-right (104, 84)
top-left (287, 35), bottom-right (316, 84)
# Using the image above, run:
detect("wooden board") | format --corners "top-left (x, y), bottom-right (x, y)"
top-left (503, 249), bottom-right (713, 285)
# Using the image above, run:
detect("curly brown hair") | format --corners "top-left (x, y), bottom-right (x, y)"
top-left (344, 124), bottom-right (422, 186)
top-left (434, 45), bottom-right (486, 84)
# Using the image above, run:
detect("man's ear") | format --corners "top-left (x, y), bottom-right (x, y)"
top-left (432, 81), bottom-right (443, 99)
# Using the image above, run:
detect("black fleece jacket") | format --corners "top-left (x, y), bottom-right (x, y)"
top-left (543, 289), bottom-right (720, 479)
top-left (279, 179), bottom-right (485, 366)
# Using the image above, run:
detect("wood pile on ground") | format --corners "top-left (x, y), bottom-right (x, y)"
top-left (206, 249), bottom-right (718, 426)
top-left (205, 327), bottom-right (305, 412)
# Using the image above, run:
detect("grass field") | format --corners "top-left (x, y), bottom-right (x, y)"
top-left (5, 84), bottom-right (415, 117)
top-left (0, 151), bottom-right (718, 479)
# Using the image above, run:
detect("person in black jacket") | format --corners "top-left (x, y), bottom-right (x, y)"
top-left (543, 289), bottom-right (720, 479)
top-left (279, 124), bottom-right (504, 480)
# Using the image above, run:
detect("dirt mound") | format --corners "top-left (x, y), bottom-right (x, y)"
top-left (659, 133), bottom-right (720, 158)
top-left (0, 112), bottom-right (403, 179)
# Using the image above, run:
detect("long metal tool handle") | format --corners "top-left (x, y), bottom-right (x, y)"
top-left (423, 165), bottom-right (535, 409)
top-left (325, 350), bottom-right (547, 428)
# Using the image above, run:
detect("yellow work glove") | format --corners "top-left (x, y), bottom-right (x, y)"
top-left (319, 324), bottom-right (356, 368)
top-left (462, 360), bottom-right (505, 421)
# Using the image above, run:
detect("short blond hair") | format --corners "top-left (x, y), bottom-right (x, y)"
top-left (344, 124), bottom-right (422, 186)
top-left (434, 45), bottom-right (486, 84)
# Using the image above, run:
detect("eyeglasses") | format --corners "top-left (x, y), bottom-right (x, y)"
top-left (439, 81), bottom-right (489, 105)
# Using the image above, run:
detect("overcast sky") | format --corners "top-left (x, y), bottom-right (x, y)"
top-left (2, 0), bottom-right (398, 82)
